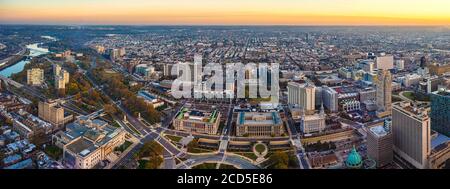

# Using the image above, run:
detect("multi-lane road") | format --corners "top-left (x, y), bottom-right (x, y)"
top-left (283, 105), bottom-right (310, 169)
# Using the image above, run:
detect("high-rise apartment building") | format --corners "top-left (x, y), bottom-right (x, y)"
top-left (27, 68), bottom-right (44, 86)
top-left (395, 59), bottom-right (405, 71)
top-left (367, 120), bottom-right (393, 168)
top-left (360, 60), bottom-right (375, 72)
top-left (376, 55), bottom-right (394, 70)
top-left (62, 70), bottom-right (69, 84)
top-left (54, 66), bottom-right (69, 89)
top-left (430, 89), bottom-right (450, 137)
top-left (322, 86), bottom-right (338, 112)
top-left (55, 76), bottom-right (66, 89)
top-left (53, 64), bottom-right (61, 76)
top-left (118, 47), bottom-right (126, 57)
top-left (392, 102), bottom-right (431, 169)
top-left (38, 100), bottom-right (73, 127)
top-left (110, 48), bottom-right (120, 61)
top-left (287, 82), bottom-right (315, 114)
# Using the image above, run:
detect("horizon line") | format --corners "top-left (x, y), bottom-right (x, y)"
top-left (1, 23), bottom-right (449, 27)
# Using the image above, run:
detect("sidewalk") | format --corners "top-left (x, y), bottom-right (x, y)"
top-left (104, 137), bottom-right (140, 169)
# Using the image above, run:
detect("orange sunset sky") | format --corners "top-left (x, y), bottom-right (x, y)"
top-left (1, 0), bottom-right (449, 25)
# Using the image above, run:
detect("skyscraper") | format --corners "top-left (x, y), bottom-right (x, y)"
top-left (53, 64), bottom-right (61, 76)
top-left (55, 75), bottom-right (66, 89)
top-left (375, 55), bottom-right (394, 70)
top-left (420, 56), bottom-right (427, 69)
top-left (38, 100), bottom-right (72, 127)
top-left (322, 86), bottom-right (338, 112)
top-left (430, 89), bottom-right (450, 137)
top-left (27, 68), bottom-right (44, 86)
top-left (392, 102), bottom-right (431, 169)
top-left (110, 48), bottom-right (120, 61)
top-left (287, 82), bottom-right (300, 106)
top-left (367, 120), bottom-right (393, 168)
top-left (376, 70), bottom-right (392, 117)
top-left (287, 82), bottom-right (315, 114)
top-left (360, 60), bottom-right (375, 72)
top-left (119, 47), bottom-right (126, 57)
top-left (54, 68), bottom-right (69, 89)
top-left (62, 70), bottom-right (69, 84)
top-left (395, 59), bottom-right (405, 71)
top-left (163, 64), bottom-right (175, 76)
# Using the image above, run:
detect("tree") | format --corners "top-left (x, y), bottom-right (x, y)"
top-left (269, 151), bottom-right (289, 169)
top-left (5, 118), bottom-right (13, 126)
top-left (144, 156), bottom-right (164, 169)
top-left (187, 139), bottom-right (199, 150)
top-left (104, 104), bottom-right (117, 116)
top-left (67, 82), bottom-right (79, 95)
top-left (90, 65), bottom-right (160, 123)
top-left (136, 141), bottom-right (164, 159)
top-left (288, 153), bottom-right (299, 168)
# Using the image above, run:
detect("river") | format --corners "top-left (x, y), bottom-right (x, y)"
top-left (0, 43), bottom-right (50, 78)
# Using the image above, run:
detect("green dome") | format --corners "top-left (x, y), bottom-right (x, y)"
top-left (345, 146), bottom-right (362, 169)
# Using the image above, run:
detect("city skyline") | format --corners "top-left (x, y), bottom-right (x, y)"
top-left (0, 0), bottom-right (449, 172)
top-left (1, 0), bottom-right (450, 25)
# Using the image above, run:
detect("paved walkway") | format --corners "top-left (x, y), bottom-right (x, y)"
top-left (176, 153), bottom-right (259, 169)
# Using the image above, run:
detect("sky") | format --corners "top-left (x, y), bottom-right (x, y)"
top-left (1, 0), bottom-right (449, 25)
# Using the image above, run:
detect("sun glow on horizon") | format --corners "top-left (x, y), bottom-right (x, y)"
top-left (1, 0), bottom-right (449, 25)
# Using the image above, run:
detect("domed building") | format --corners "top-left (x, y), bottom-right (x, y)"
top-left (343, 146), bottom-right (377, 169)
top-left (345, 146), bottom-right (363, 169)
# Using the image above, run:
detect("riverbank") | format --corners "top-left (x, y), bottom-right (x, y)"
top-left (0, 43), bottom-right (50, 78)
top-left (0, 49), bottom-right (29, 71)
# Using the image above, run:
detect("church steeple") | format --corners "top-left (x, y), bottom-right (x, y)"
top-left (320, 103), bottom-right (325, 116)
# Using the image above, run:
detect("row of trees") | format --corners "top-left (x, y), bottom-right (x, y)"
top-left (66, 71), bottom-right (112, 112)
top-left (91, 67), bottom-right (160, 124)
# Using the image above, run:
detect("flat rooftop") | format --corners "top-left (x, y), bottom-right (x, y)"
top-left (175, 108), bottom-right (218, 124)
top-left (369, 125), bottom-right (390, 137)
top-left (66, 138), bottom-right (97, 157)
top-left (431, 133), bottom-right (450, 149)
top-left (138, 90), bottom-right (156, 101)
top-left (303, 114), bottom-right (324, 121)
top-left (238, 112), bottom-right (282, 126)
top-left (433, 90), bottom-right (450, 97)
top-left (393, 102), bottom-right (429, 120)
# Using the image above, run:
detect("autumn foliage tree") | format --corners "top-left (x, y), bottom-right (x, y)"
top-left (91, 68), bottom-right (160, 124)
